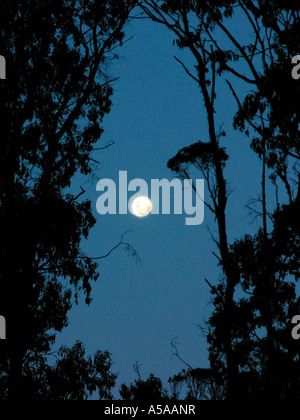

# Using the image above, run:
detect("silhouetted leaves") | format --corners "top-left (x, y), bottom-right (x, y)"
top-left (142, 0), bottom-right (300, 400)
top-left (0, 0), bottom-right (136, 400)
top-left (120, 374), bottom-right (170, 401)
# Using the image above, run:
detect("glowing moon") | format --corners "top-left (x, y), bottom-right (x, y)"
top-left (131, 196), bottom-right (152, 218)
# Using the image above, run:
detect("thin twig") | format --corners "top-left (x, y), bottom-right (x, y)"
top-left (78, 231), bottom-right (141, 264)
top-left (93, 141), bottom-right (115, 151)
top-left (174, 56), bottom-right (199, 84)
top-left (171, 338), bottom-right (193, 371)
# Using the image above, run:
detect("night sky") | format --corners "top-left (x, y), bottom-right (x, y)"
top-left (53, 13), bottom-right (278, 396)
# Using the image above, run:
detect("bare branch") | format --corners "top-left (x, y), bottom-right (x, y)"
top-left (174, 56), bottom-right (199, 84)
top-left (203, 23), bottom-right (257, 84)
top-left (217, 19), bottom-right (261, 83)
top-left (93, 141), bottom-right (116, 151)
top-left (73, 186), bottom-right (86, 201)
top-left (133, 362), bottom-right (143, 381)
top-left (170, 338), bottom-right (193, 371)
top-left (78, 231), bottom-right (141, 264)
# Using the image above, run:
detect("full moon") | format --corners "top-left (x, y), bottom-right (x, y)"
top-left (131, 196), bottom-right (152, 218)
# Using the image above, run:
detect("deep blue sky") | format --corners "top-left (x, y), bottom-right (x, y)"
top-left (54, 13), bottom-right (280, 397)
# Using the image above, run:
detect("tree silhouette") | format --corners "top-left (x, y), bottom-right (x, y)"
top-left (0, 0), bottom-right (136, 400)
top-left (140, 0), bottom-right (300, 400)
top-left (16, 342), bottom-right (117, 400)
top-left (120, 364), bottom-right (170, 401)
top-left (140, 0), bottom-right (241, 399)
top-left (1, 0), bottom-right (299, 401)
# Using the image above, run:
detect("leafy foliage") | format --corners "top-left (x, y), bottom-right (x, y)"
top-left (25, 342), bottom-right (117, 400)
top-left (141, 0), bottom-right (300, 400)
top-left (0, 0), bottom-right (136, 399)
top-left (120, 373), bottom-right (170, 401)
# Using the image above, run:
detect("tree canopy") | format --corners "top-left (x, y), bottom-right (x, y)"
top-left (0, 0), bottom-right (136, 400)
top-left (0, 0), bottom-right (299, 400)
top-left (139, 0), bottom-right (300, 400)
